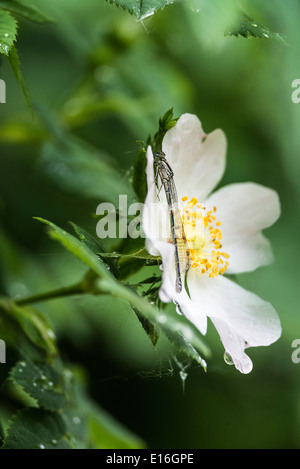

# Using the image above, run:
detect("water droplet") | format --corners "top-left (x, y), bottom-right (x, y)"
top-left (51, 439), bottom-right (57, 445)
top-left (47, 329), bottom-right (55, 340)
top-left (224, 351), bottom-right (234, 366)
top-left (4, 33), bottom-right (9, 37)
top-left (64, 369), bottom-right (73, 379)
top-left (139, 8), bottom-right (155, 20)
top-left (157, 314), bottom-right (167, 324)
top-left (72, 416), bottom-right (81, 425)
top-left (47, 381), bottom-right (54, 387)
top-left (18, 368), bottom-right (23, 373)
top-left (173, 300), bottom-right (183, 315)
top-left (33, 382), bottom-right (37, 387)
top-left (252, 23), bottom-right (258, 27)
top-left (179, 370), bottom-right (188, 394)
top-left (263, 33), bottom-right (270, 38)
top-left (39, 444), bottom-right (45, 449)
top-left (179, 371), bottom-right (188, 382)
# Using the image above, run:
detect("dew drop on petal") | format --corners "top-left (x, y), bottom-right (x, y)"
top-left (224, 351), bottom-right (234, 366)
top-left (173, 300), bottom-right (183, 315)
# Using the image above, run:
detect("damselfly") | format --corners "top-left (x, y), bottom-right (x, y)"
top-left (154, 151), bottom-right (190, 293)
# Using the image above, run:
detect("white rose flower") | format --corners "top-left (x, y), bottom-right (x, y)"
top-left (142, 113), bottom-right (281, 374)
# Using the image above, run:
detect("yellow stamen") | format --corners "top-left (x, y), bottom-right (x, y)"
top-left (180, 197), bottom-right (230, 278)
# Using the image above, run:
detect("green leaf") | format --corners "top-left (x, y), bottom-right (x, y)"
top-left (70, 223), bottom-right (119, 279)
top-left (132, 307), bottom-right (160, 346)
top-left (34, 218), bottom-right (112, 281)
top-left (149, 107), bottom-right (178, 153)
top-left (101, 281), bottom-right (211, 370)
top-left (9, 361), bottom-right (66, 412)
top-left (132, 147), bottom-right (147, 203)
top-left (162, 321), bottom-right (209, 370)
top-left (10, 303), bottom-right (57, 357)
top-left (225, 13), bottom-right (287, 45)
top-left (87, 402), bottom-right (145, 449)
top-left (0, 9), bottom-right (17, 55)
top-left (1, 408), bottom-right (71, 449)
top-left (8, 45), bottom-right (32, 113)
top-left (35, 218), bottom-right (210, 368)
top-left (61, 367), bottom-right (145, 449)
top-left (106, 0), bottom-right (175, 20)
top-left (0, 1), bottom-right (51, 24)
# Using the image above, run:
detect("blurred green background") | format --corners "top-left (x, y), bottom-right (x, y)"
top-left (0, 0), bottom-right (300, 449)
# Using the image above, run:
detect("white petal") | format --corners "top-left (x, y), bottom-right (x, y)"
top-left (205, 182), bottom-right (281, 274)
top-left (162, 113), bottom-right (227, 201)
top-left (175, 290), bottom-right (208, 336)
top-left (153, 239), bottom-right (207, 333)
top-left (142, 146), bottom-right (170, 254)
top-left (187, 274), bottom-right (281, 373)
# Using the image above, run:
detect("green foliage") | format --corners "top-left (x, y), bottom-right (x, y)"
top-left (9, 361), bottom-right (66, 411)
top-left (0, 1), bottom-right (50, 110)
top-left (2, 408), bottom-right (71, 449)
top-left (34, 217), bottom-right (210, 365)
top-left (226, 13), bottom-right (288, 44)
top-left (0, 0), bottom-right (298, 450)
top-left (106, 0), bottom-right (174, 20)
top-left (8, 45), bottom-right (32, 113)
top-left (0, 1), bottom-right (52, 24)
top-left (0, 9), bottom-right (17, 55)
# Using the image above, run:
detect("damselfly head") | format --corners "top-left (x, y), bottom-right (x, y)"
top-left (154, 151), bottom-right (166, 160)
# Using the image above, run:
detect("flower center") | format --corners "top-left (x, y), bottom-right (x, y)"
top-left (181, 197), bottom-right (230, 278)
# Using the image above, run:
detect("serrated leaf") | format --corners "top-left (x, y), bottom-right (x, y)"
top-left (9, 361), bottom-right (66, 412)
top-left (0, 1), bottom-right (52, 24)
top-left (10, 303), bottom-right (57, 357)
top-left (34, 217), bottom-right (111, 280)
top-left (70, 223), bottom-right (119, 279)
top-left (226, 13), bottom-right (287, 45)
top-left (162, 323), bottom-right (209, 370)
top-left (0, 9), bottom-right (17, 55)
top-left (8, 45), bottom-right (32, 113)
top-left (133, 306), bottom-right (160, 346)
top-left (1, 408), bottom-right (71, 449)
top-left (106, 0), bottom-right (175, 20)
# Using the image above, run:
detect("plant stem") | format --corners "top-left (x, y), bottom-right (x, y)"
top-left (15, 282), bottom-right (84, 306)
